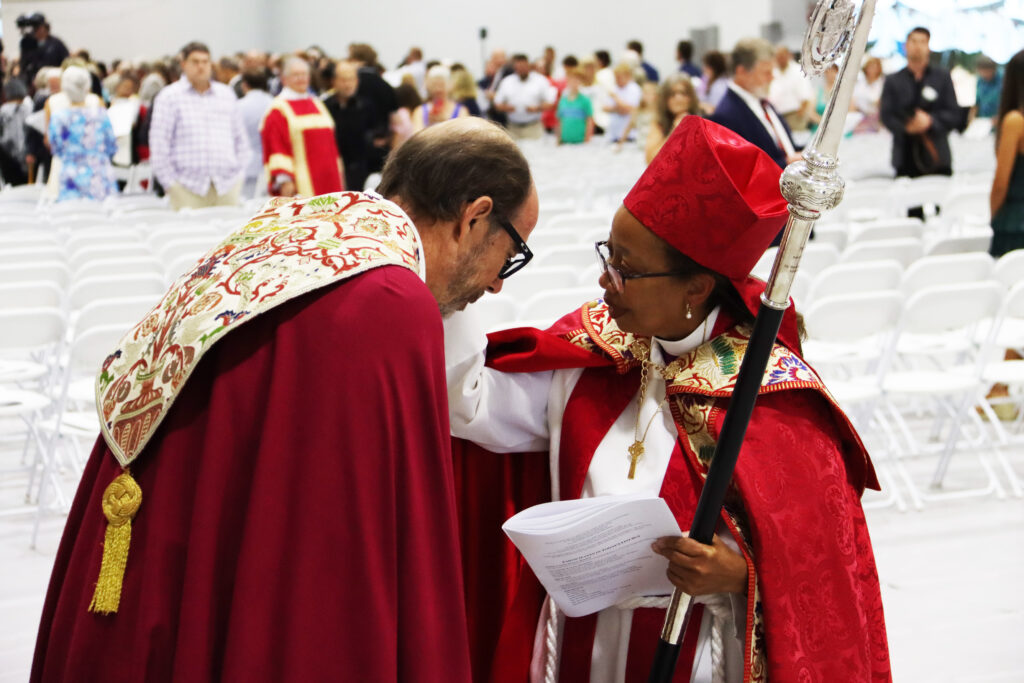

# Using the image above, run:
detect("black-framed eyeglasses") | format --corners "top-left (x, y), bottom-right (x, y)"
top-left (497, 217), bottom-right (533, 279)
top-left (595, 241), bottom-right (690, 293)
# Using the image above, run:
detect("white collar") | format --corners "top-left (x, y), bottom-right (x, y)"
top-left (651, 306), bottom-right (720, 364)
top-left (280, 87), bottom-right (308, 100)
top-left (728, 81), bottom-right (766, 108)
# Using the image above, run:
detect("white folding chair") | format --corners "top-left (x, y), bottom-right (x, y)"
top-left (976, 282), bottom-right (1024, 496)
top-left (75, 257), bottom-right (164, 283)
top-left (68, 244), bottom-right (153, 273)
top-left (0, 261), bottom-right (72, 290)
top-left (809, 260), bottom-right (903, 301)
top-left (881, 281), bottom-right (1006, 507)
top-left (0, 231), bottom-right (61, 251)
top-left (811, 224), bottom-right (848, 252)
top-left (942, 188), bottom-right (990, 225)
top-left (148, 225), bottom-right (220, 252)
top-left (994, 249), bottom-right (1024, 288)
top-left (534, 244), bottom-right (599, 270)
top-left (840, 238), bottom-right (924, 267)
top-left (797, 243), bottom-right (842, 277)
top-left (0, 307), bottom-right (66, 517)
top-left (469, 295), bottom-right (519, 332)
top-left (65, 228), bottom-right (144, 255)
top-left (925, 233), bottom-right (993, 256)
top-left (520, 287), bottom-right (601, 325)
top-left (900, 252), bottom-right (994, 296)
top-left (68, 274), bottom-right (166, 311)
top-left (802, 290), bottom-right (907, 509)
top-left (544, 211), bottom-right (613, 234)
top-left (849, 218), bottom-right (924, 243)
top-left (525, 229), bottom-right (583, 255)
top-left (159, 238), bottom-right (216, 266)
top-left (0, 246), bottom-right (65, 267)
top-left (0, 281), bottom-right (64, 311)
top-left (499, 266), bottom-right (581, 303)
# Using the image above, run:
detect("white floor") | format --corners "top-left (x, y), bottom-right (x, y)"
top-left (1, 443), bottom-right (1022, 682)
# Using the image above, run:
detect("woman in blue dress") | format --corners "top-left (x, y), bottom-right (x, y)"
top-left (48, 66), bottom-right (118, 202)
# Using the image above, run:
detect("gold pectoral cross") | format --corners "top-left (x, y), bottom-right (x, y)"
top-left (627, 441), bottom-right (644, 479)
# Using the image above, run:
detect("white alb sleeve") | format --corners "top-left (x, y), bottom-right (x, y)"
top-left (444, 308), bottom-right (553, 453)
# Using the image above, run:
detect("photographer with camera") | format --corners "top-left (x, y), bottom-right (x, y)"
top-left (16, 13), bottom-right (69, 92)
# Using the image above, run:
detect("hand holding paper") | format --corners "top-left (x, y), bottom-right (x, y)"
top-left (502, 494), bottom-right (682, 618)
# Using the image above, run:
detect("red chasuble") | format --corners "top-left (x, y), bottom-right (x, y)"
top-left (32, 268), bottom-right (472, 683)
top-left (261, 97), bottom-right (345, 197)
top-left (32, 190), bottom-right (472, 682)
top-left (455, 297), bottom-right (891, 683)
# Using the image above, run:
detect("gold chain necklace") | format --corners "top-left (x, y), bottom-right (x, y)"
top-left (626, 316), bottom-right (709, 479)
top-left (627, 346), bottom-right (667, 479)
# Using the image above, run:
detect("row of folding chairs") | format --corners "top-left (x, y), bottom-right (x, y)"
top-left (803, 280), bottom-right (1024, 510)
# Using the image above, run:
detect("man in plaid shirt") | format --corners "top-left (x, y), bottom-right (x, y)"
top-left (150, 41), bottom-right (250, 210)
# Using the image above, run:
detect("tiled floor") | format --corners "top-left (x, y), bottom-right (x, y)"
top-left (2, 444), bottom-right (1022, 682)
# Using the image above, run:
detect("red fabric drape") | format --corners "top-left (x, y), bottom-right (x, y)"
top-left (32, 267), bottom-right (472, 683)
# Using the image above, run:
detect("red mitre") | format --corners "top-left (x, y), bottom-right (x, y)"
top-left (623, 116), bottom-right (789, 282)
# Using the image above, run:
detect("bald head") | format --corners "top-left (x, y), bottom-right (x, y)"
top-left (378, 117), bottom-right (532, 226)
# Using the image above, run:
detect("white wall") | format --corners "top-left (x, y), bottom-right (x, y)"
top-left (2, 0), bottom-right (774, 75)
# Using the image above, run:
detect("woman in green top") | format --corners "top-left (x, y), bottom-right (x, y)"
top-left (556, 68), bottom-right (594, 144)
top-left (991, 49), bottom-right (1024, 257)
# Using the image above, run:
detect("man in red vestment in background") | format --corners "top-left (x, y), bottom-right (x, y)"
top-left (261, 56), bottom-right (344, 197)
top-left (30, 117), bottom-right (538, 683)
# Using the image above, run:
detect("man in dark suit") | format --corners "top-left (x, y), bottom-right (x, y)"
top-left (711, 37), bottom-right (799, 169)
top-left (880, 27), bottom-right (960, 178)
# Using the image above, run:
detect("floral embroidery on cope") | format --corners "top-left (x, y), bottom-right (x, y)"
top-left (97, 192), bottom-right (422, 467)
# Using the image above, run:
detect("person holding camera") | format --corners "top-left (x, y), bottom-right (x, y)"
top-left (16, 13), bottom-right (68, 91)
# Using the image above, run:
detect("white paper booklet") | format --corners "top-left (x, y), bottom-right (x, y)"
top-left (502, 493), bottom-right (682, 618)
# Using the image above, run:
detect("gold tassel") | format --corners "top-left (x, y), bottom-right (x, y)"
top-left (88, 470), bottom-right (142, 614)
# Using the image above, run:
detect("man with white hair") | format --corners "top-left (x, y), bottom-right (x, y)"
top-left (260, 56), bottom-right (343, 197)
top-left (149, 41), bottom-right (250, 209)
top-left (711, 37), bottom-right (799, 169)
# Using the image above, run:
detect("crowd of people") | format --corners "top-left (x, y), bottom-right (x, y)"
top-left (0, 17), bottom-right (1021, 255)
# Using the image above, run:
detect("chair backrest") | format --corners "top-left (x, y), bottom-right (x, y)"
top-left (805, 290), bottom-right (904, 343)
top-left (68, 274), bottom-right (166, 311)
top-left (159, 238), bottom-right (215, 264)
top-left (0, 307), bottom-right (65, 350)
top-left (545, 211), bottom-right (613, 233)
top-left (901, 281), bottom-right (1004, 334)
top-left (849, 218), bottom-right (923, 243)
top-left (900, 252), bottom-right (994, 295)
top-left (521, 287), bottom-right (601, 324)
top-left (798, 242), bottom-right (842, 276)
top-left (68, 324), bottom-right (133, 376)
top-left (993, 249), bottom-right (1024, 288)
top-left (469, 295), bottom-right (519, 331)
top-left (68, 244), bottom-right (153, 272)
top-left (840, 238), bottom-right (923, 267)
top-left (0, 231), bottom-right (61, 251)
top-left (75, 296), bottom-right (159, 336)
top-left (810, 260), bottom-right (904, 301)
top-left (0, 281), bottom-right (64, 311)
top-left (0, 246), bottom-right (65, 267)
top-left (75, 257), bottom-right (164, 282)
top-left (942, 188), bottom-right (990, 223)
top-left (812, 225), bottom-right (848, 253)
top-left (66, 229), bottom-right (144, 255)
top-left (499, 266), bottom-right (581, 302)
top-left (534, 244), bottom-right (598, 270)
top-left (523, 229), bottom-right (581, 255)
top-left (1004, 281), bottom-right (1024, 320)
top-left (148, 225), bottom-right (220, 252)
top-left (924, 233), bottom-right (992, 256)
top-left (0, 261), bottom-right (72, 289)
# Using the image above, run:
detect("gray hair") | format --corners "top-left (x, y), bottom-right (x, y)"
top-left (731, 38), bottom-right (774, 74)
top-left (283, 56), bottom-right (310, 77)
top-left (61, 66), bottom-right (92, 104)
